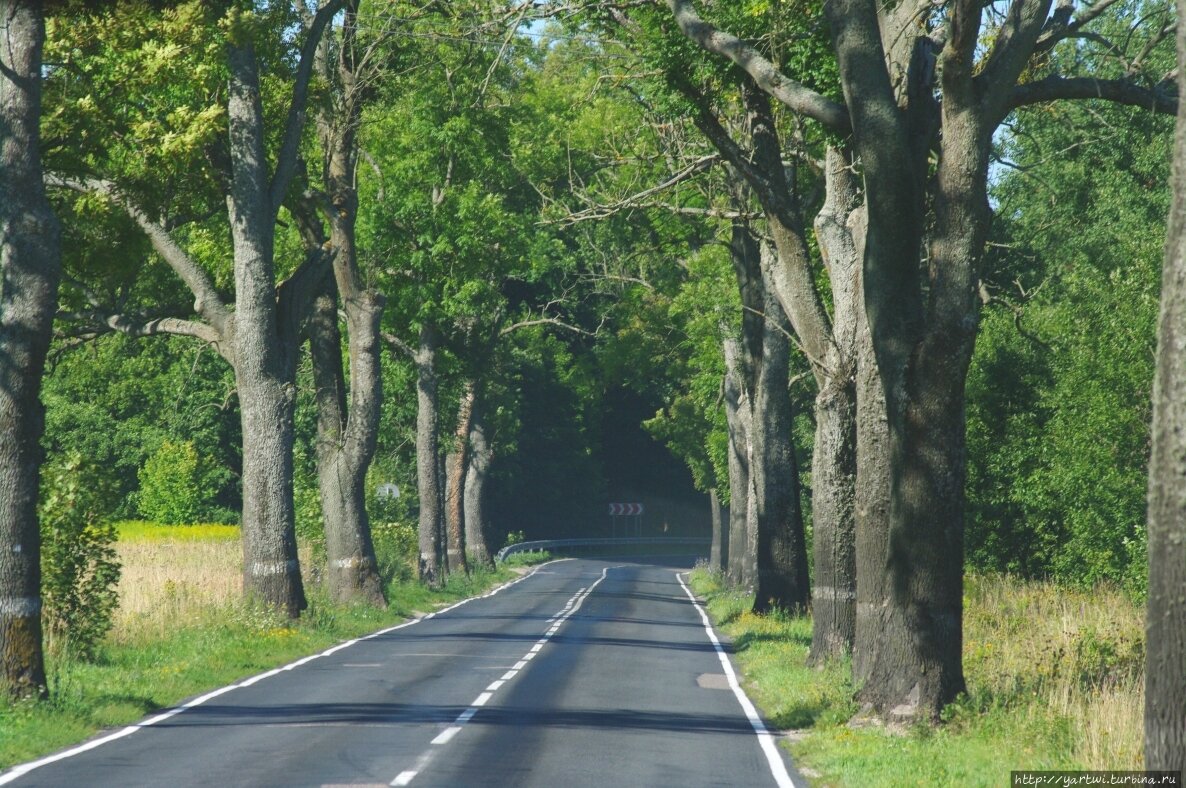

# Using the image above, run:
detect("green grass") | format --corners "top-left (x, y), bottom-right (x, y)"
top-left (687, 566), bottom-right (1144, 787)
top-left (0, 548), bottom-right (553, 771)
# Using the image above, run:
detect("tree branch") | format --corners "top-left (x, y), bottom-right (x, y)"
top-left (665, 0), bottom-right (851, 134)
top-left (46, 175), bottom-right (233, 337)
top-left (271, 0), bottom-right (347, 214)
top-left (1005, 74), bottom-right (1178, 118)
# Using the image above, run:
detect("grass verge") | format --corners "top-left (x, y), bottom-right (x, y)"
top-left (0, 527), bottom-right (551, 771)
top-left (686, 566), bottom-right (1144, 787)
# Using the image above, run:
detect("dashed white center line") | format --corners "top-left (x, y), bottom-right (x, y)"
top-left (389, 567), bottom-right (611, 785)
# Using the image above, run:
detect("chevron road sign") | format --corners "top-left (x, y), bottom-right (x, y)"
top-left (608, 503), bottom-right (644, 516)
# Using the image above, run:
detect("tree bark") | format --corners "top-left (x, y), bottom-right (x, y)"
top-left (463, 397), bottom-right (494, 568)
top-left (308, 291), bottom-right (385, 607)
top-left (1145, 7), bottom-right (1186, 768)
top-left (444, 380), bottom-right (475, 575)
top-left (750, 247), bottom-right (811, 614)
top-left (807, 149), bottom-right (861, 664)
top-left (0, 0), bottom-right (56, 699)
top-left (722, 335), bottom-right (751, 589)
top-left (415, 325), bottom-right (444, 586)
top-left (851, 236), bottom-right (893, 687)
top-left (708, 488), bottom-right (726, 572)
top-left (227, 41), bottom-right (305, 617)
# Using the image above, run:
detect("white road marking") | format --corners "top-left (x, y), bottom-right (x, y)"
top-left (0, 560), bottom-right (575, 787)
top-left (430, 727), bottom-right (460, 745)
top-left (392, 565), bottom-right (612, 785)
top-left (675, 572), bottom-right (800, 788)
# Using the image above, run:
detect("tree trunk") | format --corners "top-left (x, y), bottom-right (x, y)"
top-left (444, 381), bottom-right (475, 575)
top-left (807, 149), bottom-right (861, 664)
top-left (463, 395), bottom-right (494, 568)
top-left (708, 488), bottom-right (726, 572)
top-left (228, 42), bottom-right (305, 617)
top-left (722, 337), bottom-right (751, 589)
top-left (303, 0), bottom-right (385, 607)
top-left (852, 275), bottom-right (892, 687)
top-left (415, 326), bottom-right (443, 586)
top-left (0, 0), bottom-right (56, 698)
top-left (308, 291), bottom-right (385, 607)
top-left (750, 249), bottom-right (811, 614)
top-left (1145, 13), bottom-right (1186, 768)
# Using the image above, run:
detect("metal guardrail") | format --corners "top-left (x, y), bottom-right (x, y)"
top-left (495, 536), bottom-right (711, 563)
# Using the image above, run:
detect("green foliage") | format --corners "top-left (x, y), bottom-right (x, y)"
top-left (136, 440), bottom-right (205, 525)
top-left (43, 334), bottom-right (240, 521)
top-left (967, 97), bottom-right (1171, 591)
top-left (39, 454), bottom-right (122, 660)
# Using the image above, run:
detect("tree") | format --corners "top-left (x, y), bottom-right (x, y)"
top-left (667, 0), bottom-right (1176, 720)
top-left (1146, 0), bottom-right (1186, 768)
top-left (298, 0), bottom-right (386, 607)
top-left (1, 0), bottom-right (59, 699)
top-left (50, 1), bottom-right (345, 616)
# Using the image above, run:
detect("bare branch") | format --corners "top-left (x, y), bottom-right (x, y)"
top-left (499, 317), bottom-right (595, 337)
top-left (552, 154), bottom-right (722, 225)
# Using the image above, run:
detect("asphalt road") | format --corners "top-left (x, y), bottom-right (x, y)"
top-left (1, 558), bottom-right (802, 788)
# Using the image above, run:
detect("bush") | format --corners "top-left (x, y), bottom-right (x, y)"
top-left (136, 440), bottom-right (204, 525)
top-left (39, 453), bottom-right (121, 659)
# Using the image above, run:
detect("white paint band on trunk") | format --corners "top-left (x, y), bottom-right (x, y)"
top-left (812, 586), bottom-right (856, 601)
top-left (0, 597), bottom-right (42, 617)
top-left (332, 556), bottom-right (373, 569)
top-left (250, 559), bottom-right (300, 577)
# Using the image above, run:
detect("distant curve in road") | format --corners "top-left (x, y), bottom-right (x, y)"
top-left (1, 558), bottom-right (804, 788)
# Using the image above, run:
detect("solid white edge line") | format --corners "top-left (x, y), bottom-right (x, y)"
top-left (675, 571), bottom-right (800, 788)
top-left (0, 558), bottom-right (576, 786)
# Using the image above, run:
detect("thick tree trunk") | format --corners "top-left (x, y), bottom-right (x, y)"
top-left (463, 399), bottom-right (494, 568)
top-left (852, 285), bottom-right (892, 687)
top-left (444, 381), bottom-right (475, 575)
top-left (415, 326), bottom-right (444, 586)
top-left (708, 488), bottom-right (726, 572)
top-left (1146, 14), bottom-right (1186, 768)
top-left (750, 251), bottom-right (811, 614)
top-left (304, 0), bottom-right (385, 607)
top-left (308, 291), bottom-right (385, 607)
top-left (723, 336), bottom-right (752, 589)
top-left (228, 42), bottom-right (305, 617)
top-left (807, 149), bottom-right (861, 664)
top-left (0, 0), bottom-right (56, 698)
top-left (853, 111), bottom-right (986, 721)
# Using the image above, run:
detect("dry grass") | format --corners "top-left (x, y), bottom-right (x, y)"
top-left (111, 522), bottom-right (317, 643)
top-left (112, 531), bottom-right (242, 642)
top-left (963, 573), bottom-right (1145, 766)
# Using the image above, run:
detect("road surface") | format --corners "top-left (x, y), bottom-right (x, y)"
top-left (1, 558), bottom-right (802, 787)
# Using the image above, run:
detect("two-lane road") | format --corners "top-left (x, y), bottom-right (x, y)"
top-left (1, 559), bottom-right (802, 787)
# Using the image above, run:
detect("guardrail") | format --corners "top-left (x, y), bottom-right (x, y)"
top-left (495, 536), bottom-right (711, 563)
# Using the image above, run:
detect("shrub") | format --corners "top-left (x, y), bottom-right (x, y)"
top-left (39, 453), bottom-right (121, 659)
top-left (137, 440), bottom-right (204, 525)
